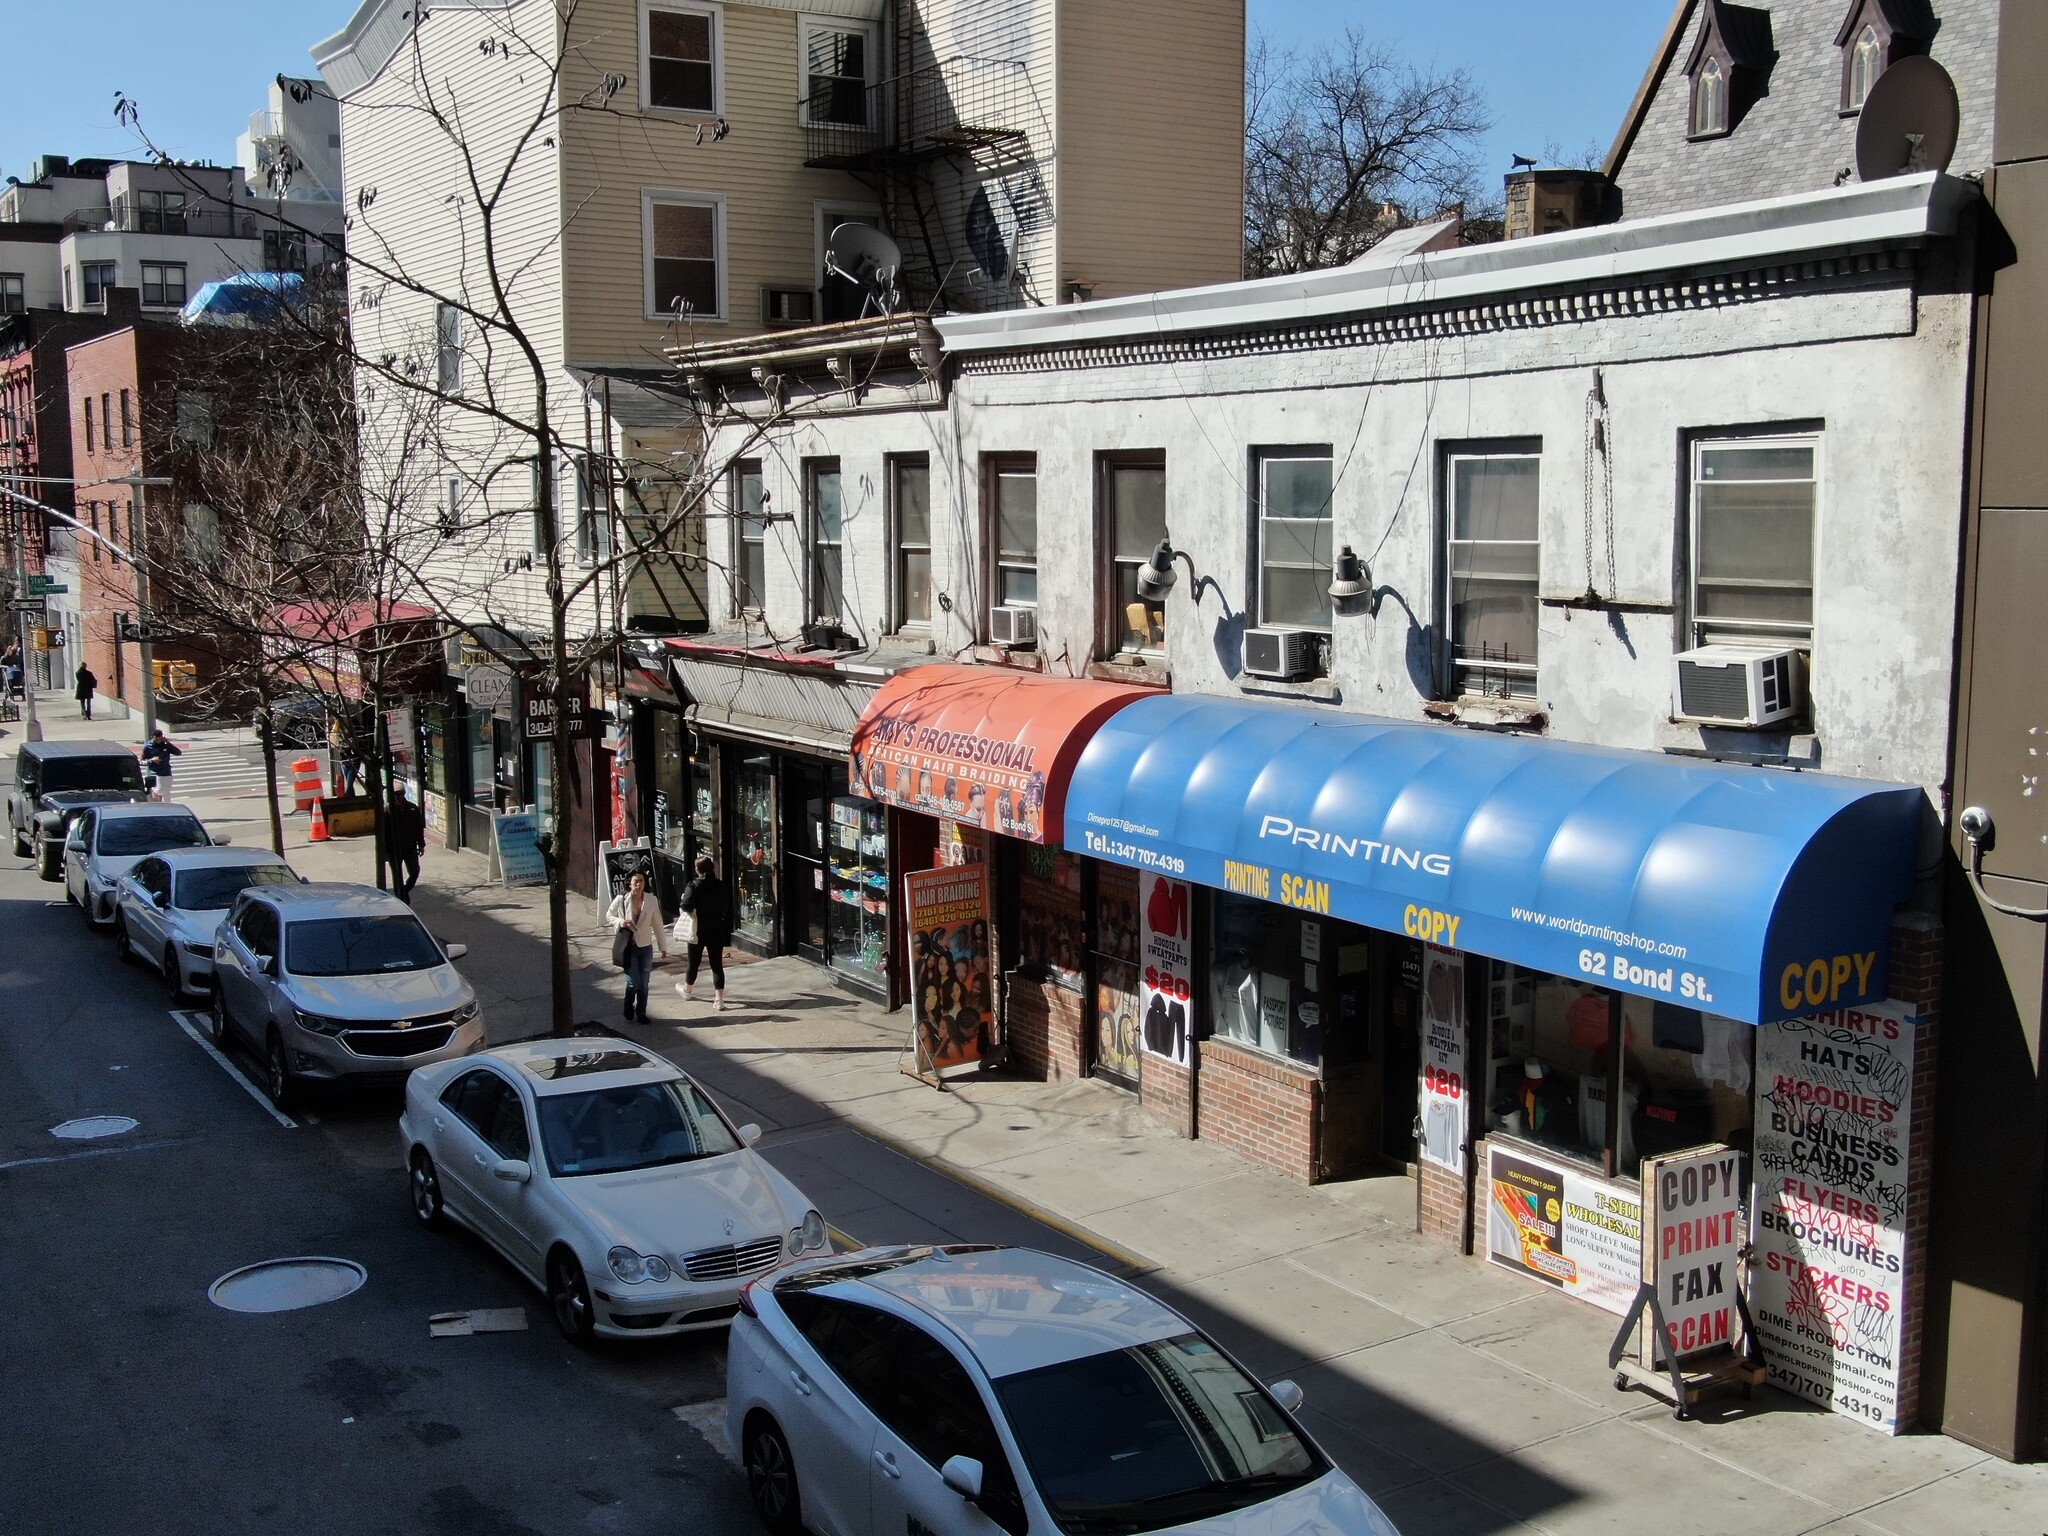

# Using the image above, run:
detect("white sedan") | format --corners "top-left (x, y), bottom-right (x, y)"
top-left (400, 1037), bottom-right (831, 1342)
top-left (112, 846), bottom-right (301, 999)
top-left (65, 802), bottom-right (216, 925)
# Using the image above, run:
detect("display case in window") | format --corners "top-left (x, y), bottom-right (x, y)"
top-left (735, 752), bottom-right (776, 942)
top-left (826, 795), bottom-right (889, 987)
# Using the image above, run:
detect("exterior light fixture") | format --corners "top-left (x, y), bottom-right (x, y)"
top-left (1328, 545), bottom-right (1373, 603)
top-left (1136, 539), bottom-right (1183, 601)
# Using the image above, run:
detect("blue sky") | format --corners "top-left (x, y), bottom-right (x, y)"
top-left (0, 0), bottom-right (1669, 189)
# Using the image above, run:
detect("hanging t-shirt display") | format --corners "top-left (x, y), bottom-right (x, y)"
top-left (1418, 947), bottom-right (1467, 1173)
top-left (1138, 874), bottom-right (1194, 1066)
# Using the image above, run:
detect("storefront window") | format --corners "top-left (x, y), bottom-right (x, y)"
top-left (650, 709), bottom-right (688, 858)
top-left (1092, 863), bottom-right (1142, 1084)
top-left (1480, 961), bottom-right (1754, 1178)
top-left (827, 796), bottom-right (889, 984)
top-left (1211, 892), bottom-right (1365, 1069)
top-left (734, 752), bottom-right (776, 941)
top-left (1017, 844), bottom-right (1085, 992)
top-left (465, 708), bottom-right (494, 807)
top-left (418, 705), bottom-right (448, 797)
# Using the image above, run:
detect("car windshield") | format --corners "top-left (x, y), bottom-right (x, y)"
top-left (284, 915), bottom-right (444, 976)
top-left (994, 1333), bottom-right (1324, 1534)
top-left (43, 756), bottom-right (143, 793)
top-left (175, 864), bottom-right (297, 911)
top-left (536, 1079), bottom-right (741, 1177)
top-left (98, 816), bottom-right (209, 857)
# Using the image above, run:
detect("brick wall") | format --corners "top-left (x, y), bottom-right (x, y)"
top-left (1890, 912), bottom-right (1943, 1433)
top-left (1140, 1052), bottom-right (1194, 1139)
top-left (65, 327), bottom-right (146, 711)
top-left (1004, 978), bottom-right (1084, 1082)
top-left (1419, 1154), bottom-right (1468, 1246)
top-left (1196, 1038), bottom-right (1317, 1181)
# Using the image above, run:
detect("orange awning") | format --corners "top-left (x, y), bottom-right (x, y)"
top-left (850, 664), bottom-right (1156, 844)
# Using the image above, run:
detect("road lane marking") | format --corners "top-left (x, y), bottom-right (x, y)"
top-left (170, 1010), bottom-right (296, 1128)
top-left (0, 1138), bottom-right (185, 1172)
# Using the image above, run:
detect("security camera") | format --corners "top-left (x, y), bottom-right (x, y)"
top-left (1959, 805), bottom-right (1994, 848)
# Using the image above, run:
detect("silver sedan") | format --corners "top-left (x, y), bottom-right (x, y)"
top-left (113, 847), bottom-right (302, 999)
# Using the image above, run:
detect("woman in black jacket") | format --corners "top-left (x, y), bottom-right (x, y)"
top-left (676, 854), bottom-right (734, 1011)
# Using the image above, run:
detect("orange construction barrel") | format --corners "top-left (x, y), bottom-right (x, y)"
top-left (291, 756), bottom-right (321, 813)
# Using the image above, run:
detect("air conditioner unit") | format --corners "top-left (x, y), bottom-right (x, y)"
top-left (988, 605), bottom-right (1038, 648)
top-left (761, 285), bottom-right (816, 327)
top-left (1242, 627), bottom-right (1321, 681)
top-left (1672, 644), bottom-right (1806, 727)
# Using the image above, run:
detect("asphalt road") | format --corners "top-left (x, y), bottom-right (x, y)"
top-left (0, 742), bottom-right (1100, 1534)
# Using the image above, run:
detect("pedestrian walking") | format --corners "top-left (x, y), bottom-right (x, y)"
top-left (606, 869), bottom-right (668, 1024)
top-left (387, 782), bottom-right (427, 902)
top-left (140, 729), bottom-right (181, 801)
top-left (74, 662), bottom-right (97, 719)
top-left (674, 854), bottom-right (733, 1012)
top-left (1, 638), bottom-right (22, 699)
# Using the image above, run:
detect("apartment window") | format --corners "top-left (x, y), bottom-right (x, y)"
top-left (646, 2), bottom-right (716, 113)
top-left (137, 189), bottom-right (187, 235)
top-left (436, 303), bottom-right (463, 392)
top-left (530, 462), bottom-right (549, 556)
top-left (1688, 435), bottom-right (1819, 650)
top-left (101, 394), bottom-right (112, 452)
top-left (646, 194), bottom-right (721, 320)
top-left (1692, 58), bottom-right (1728, 137)
top-left (890, 456), bottom-right (931, 631)
top-left (440, 477), bottom-right (462, 538)
top-left (120, 389), bottom-right (133, 447)
top-left (732, 460), bottom-right (766, 613)
top-left (570, 456), bottom-right (609, 567)
top-left (1256, 449), bottom-right (1334, 631)
top-left (1445, 449), bottom-right (1541, 700)
top-left (63, 268), bottom-right (71, 308)
top-left (987, 458), bottom-right (1037, 616)
top-left (140, 262), bottom-right (187, 308)
top-left (0, 274), bottom-right (22, 315)
top-left (88, 503), bottom-right (101, 562)
top-left (175, 393), bottom-right (214, 447)
top-left (807, 459), bottom-right (844, 626)
top-left (801, 19), bottom-right (873, 127)
top-left (82, 262), bottom-right (117, 307)
top-left (263, 229), bottom-right (308, 273)
top-left (83, 399), bottom-right (94, 454)
top-left (1848, 26), bottom-right (1881, 109)
top-left (1099, 455), bottom-right (1168, 658)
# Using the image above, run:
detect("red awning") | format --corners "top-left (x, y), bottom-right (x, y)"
top-left (849, 664), bottom-right (1156, 844)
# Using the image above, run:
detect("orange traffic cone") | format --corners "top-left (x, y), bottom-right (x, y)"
top-left (308, 797), bottom-right (330, 843)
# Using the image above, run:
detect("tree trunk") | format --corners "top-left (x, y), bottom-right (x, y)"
top-left (256, 690), bottom-right (285, 857)
top-left (548, 662), bottom-right (575, 1037)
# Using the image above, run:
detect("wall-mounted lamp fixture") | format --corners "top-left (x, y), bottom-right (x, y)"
top-left (1136, 539), bottom-right (1191, 601)
top-left (1328, 544), bottom-right (1380, 616)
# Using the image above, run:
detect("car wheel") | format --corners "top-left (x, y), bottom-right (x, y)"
top-left (743, 1415), bottom-right (804, 1536)
top-left (10, 822), bottom-right (25, 859)
top-left (37, 844), bottom-right (59, 882)
top-left (114, 913), bottom-right (135, 964)
top-left (163, 947), bottom-right (185, 1001)
top-left (547, 1249), bottom-right (595, 1345)
top-left (210, 987), bottom-right (231, 1045)
top-left (264, 1029), bottom-right (297, 1112)
top-left (409, 1149), bottom-right (446, 1229)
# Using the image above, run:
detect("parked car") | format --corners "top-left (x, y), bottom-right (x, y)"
top-left (210, 882), bottom-right (483, 1109)
top-left (400, 1037), bottom-right (831, 1344)
top-left (9, 740), bottom-right (149, 880)
top-left (113, 847), bottom-right (303, 999)
top-left (64, 802), bottom-right (216, 925)
top-left (727, 1245), bottom-right (1403, 1536)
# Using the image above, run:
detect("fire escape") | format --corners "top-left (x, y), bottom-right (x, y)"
top-left (803, 52), bottom-right (1046, 314)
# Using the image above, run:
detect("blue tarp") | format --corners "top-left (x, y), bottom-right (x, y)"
top-left (1063, 695), bottom-right (1923, 1024)
top-left (180, 271), bottom-right (306, 326)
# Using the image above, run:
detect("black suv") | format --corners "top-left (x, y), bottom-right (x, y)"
top-left (8, 741), bottom-right (148, 880)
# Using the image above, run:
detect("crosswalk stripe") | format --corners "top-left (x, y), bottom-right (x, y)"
top-left (154, 739), bottom-right (273, 800)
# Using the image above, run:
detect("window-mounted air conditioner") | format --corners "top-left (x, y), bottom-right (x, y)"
top-left (1672, 644), bottom-right (1806, 727)
top-left (988, 605), bottom-right (1038, 648)
top-left (761, 285), bottom-right (817, 327)
top-left (1242, 627), bottom-right (1322, 681)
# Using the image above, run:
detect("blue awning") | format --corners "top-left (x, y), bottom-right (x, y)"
top-left (1063, 695), bottom-right (1924, 1024)
top-left (180, 271), bottom-right (306, 326)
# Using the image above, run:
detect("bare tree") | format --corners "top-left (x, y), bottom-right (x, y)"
top-left (1244, 30), bottom-right (1492, 277)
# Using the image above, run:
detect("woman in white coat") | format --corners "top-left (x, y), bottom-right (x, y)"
top-left (605, 869), bottom-right (669, 1024)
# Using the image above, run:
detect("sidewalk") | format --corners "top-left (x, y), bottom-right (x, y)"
top-left (14, 699), bottom-right (2047, 1535)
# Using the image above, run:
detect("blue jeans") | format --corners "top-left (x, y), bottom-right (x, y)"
top-left (622, 941), bottom-right (654, 1019)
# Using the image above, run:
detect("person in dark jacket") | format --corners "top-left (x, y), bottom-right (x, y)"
top-left (387, 783), bottom-right (427, 902)
top-left (675, 854), bottom-right (733, 1011)
top-left (74, 663), bottom-right (97, 719)
top-left (140, 728), bottom-right (181, 800)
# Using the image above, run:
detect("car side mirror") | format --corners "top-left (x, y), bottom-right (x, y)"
top-left (491, 1158), bottom-right (532, 1184)
top-left (443, 942), bottom-right (468, 961)
top-left (153, 889), bottom-right (168, 908)
top-left (212, 832), bottom-right (231, 846)
top-left (1269, 1379), bottom-right (1305, 1414)
top-left (737, 1122), bottom-right (762, 1146)
top-left (257, 954), bottom-right (278, 977)
top-left (940, 1456), bottom-right (984, 1501)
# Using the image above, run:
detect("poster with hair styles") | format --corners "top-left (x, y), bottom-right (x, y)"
top-left (904, 865), bottom-right (992, 1076)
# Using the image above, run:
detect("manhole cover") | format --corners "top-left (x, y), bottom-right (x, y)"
top-left (50, 1115), bottom-right (139, 1140)
top-left (208, 1257), bottom-right (367, 1314)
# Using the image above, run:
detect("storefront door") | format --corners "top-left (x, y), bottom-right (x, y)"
top-left (732, 750), bottom-right (778, 948)
top-left (1090, 863), bottom-right (1142, 1089)
top-left (781, 755), bottom-right (844, 963)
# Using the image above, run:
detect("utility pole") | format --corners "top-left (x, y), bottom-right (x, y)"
top-left (0, 404), bottom-right (40, 741)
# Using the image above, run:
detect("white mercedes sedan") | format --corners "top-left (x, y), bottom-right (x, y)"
top-left (400, 1037), bottom-right (830, 1342)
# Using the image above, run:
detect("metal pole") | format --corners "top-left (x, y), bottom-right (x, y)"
top-left (9, 498), bottom-right (41, 741)
top-left (130, 492), bottom-right (155, 742)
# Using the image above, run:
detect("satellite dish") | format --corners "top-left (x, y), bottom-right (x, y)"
top-left (824, 222), bottom-right (902, 315)
top-left (1856, 55), bottom-right (1960, 183)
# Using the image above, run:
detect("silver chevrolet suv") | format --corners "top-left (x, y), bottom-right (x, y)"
top-left (210, 882), bottom-right (485, 1108)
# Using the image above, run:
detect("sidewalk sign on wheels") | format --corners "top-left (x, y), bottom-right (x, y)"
top-left (902, 864), bottom-right (992, 1087)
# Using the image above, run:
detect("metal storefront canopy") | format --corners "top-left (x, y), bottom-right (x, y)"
top-left (850, 663), bottom-right (1157, 843)
top-left (1063, 694), bottom-right (1924, 1024)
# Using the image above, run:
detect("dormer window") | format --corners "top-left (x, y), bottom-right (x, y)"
top-left (1835, 1), bottom-right (1937, 116)
top-left (1694, 59), bottom-right (1729, 136)
top-left (1683, 1), bottom-right (1774, 142)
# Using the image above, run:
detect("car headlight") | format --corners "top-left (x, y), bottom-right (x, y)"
top-left (607, 1246), bottom-right (672, 1284)
top-left (452, 1000), bottom-right (480, 1024)
top-left (793, 1209), bottom-right (829, 1253)
top-left (291, 1007), bottom-right (347, 1036)
top-left (181, 942), bottom-right (213, 957)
